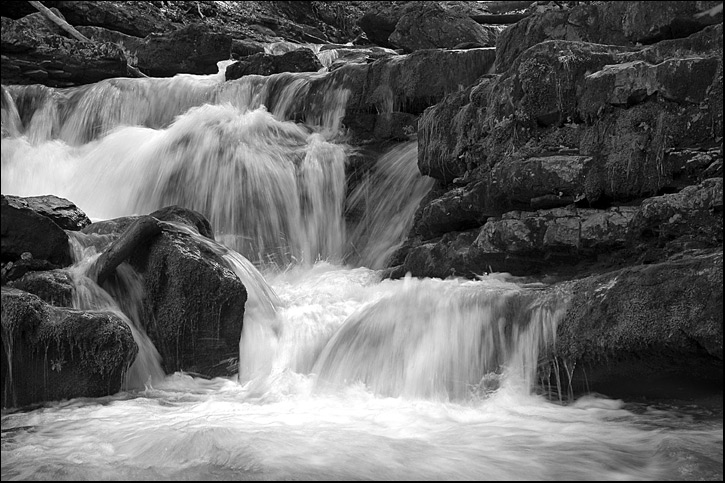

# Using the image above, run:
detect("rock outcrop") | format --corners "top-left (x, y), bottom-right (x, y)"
top-left (1, 287), bottom-right (137, 407)
top-left (394, 5), bottom-right (723, 279)
top-left (225, 48), bottom-right (322, 80)
top-left (551, 249), bottom-right (723, 399)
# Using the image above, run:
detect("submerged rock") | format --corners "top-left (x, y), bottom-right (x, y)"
top-left (1, 287), bottom-right (137, 408)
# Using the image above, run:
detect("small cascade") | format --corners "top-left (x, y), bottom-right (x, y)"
top-left (66, 232), bottom-right (165, 389)
top-left (310, 277), bottom-right (568, 400)
top-left (345, 141), bottom-right (435, 268)
top-left (1, 85), bottom-right (22, 138)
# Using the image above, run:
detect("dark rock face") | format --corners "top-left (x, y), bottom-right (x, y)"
top-left (553, 250), bottom-right (723, 397)
top-left (49, 0), bottom-right (173, 38)
top-left (3, 194), bottom-right (91, 231)
top-left (1, 12), bottom-right (130, 87)
top-left (7, 269), bottom-right (75, 307)
top-left (357, 2), bottom-right (408, 49)
top-left (1, 195), bottom-right (72, 267)
top-left (394, 177), bottom-right (721, 279)
top-left (399, 16), bottom-right (723, 278)
top-left (331, 47), bottom-right (497, 144)
top-left (389, 2), bottom-right (498, 52)
top-left (133, 230), bottom-right (247, 376)
top-left (225, 48), bottom-right (322, 80)
top-left (495, 1), bottom-right (723, 73)
top-left (84, 208), bottom-right (247, 377)
top-left (135, 23), bottom-right (232, 78)
top-left (1, 287), bottom-right (137, 408)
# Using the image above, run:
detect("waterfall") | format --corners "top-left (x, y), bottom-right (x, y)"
top-left (345, 141), bottom-right (435, 268)
top-left (66, 232), bottom-right (165, 389)
top-left (1, 52), bottom-right (721, 483)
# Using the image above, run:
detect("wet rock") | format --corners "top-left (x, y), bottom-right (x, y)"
top-left (150, 205), bottom-right (215, 239)
top-left (225, 48), bottom-right (322, 80)
top-left (1, 194), bottom-right (72, 267)
top-left (135, 23), bottom-right (232, 77)
top-left (414, 180), bottom-right (497, 239)
top-left (84, 208), bottom-right (247, 377)
top-left (580, 57), bottom-right (720, 117)
top-left (334, 47), bottom-right (496, 143)
top-left (389, 2), bottom-right (498, 53)
top-left (1, 258), bottom-right (60, 285)
top-left (495, 1), bottom-right (723, 73)
top-left (131, 228), bottom-right (247, 377)
top-left (2, 194), bottom-right (91, 231)
top-left (1, 287), bottom-right (137, 408)
top-left (230, 38), bottom-right (266, 58)
top-left (629, 177), bottom-right (723, 248)
top-left (552, 250), bottom-right (723, 397)
top-left (7, 269), bottom-right (75, 307)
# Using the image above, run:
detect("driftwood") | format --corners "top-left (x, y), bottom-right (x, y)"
top-left (28, 0), bottom-right (92, 43)
top-left (91, 216), bottom-right (162, 286)
top-left (28, 0), bottom-right (148, 78)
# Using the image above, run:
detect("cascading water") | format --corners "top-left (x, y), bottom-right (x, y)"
top-left (1, 61), bottom-right (722, 481)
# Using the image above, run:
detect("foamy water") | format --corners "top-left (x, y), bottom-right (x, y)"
top-left (2, 265), bottom-right (722, 481)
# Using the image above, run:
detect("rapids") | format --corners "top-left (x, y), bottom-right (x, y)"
top-left (1, 58), bottom-right (722, 480)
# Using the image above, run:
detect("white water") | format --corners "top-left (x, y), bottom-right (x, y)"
top-left (1, 64), bottom-right (722, 480)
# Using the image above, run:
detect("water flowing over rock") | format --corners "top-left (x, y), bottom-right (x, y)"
top-left (82, 208), bottom-right (248, 377)
top-left (0, 3), bottom-right (723, 478)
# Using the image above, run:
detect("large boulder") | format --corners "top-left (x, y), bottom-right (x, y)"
top-left (135, 23), bottom-right (232, 77)
top-left (2, 194), bottom-right (91, 231)
top-left (389, 2), bottom-right (498, 52)
top-left (1, 194), bottom-right (72, 267)
top-left (1, 287), bottom-right (137, 408)
top-left (225, 48), bottom-right (322, 80)
top-left (83, 206), bottom-right (247, 377)
top-left (552, 250), bottom-right (723, 398)
top-left (7, 269), bottom-right (75, 307)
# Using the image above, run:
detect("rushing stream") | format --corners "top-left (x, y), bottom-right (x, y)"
top-left (1, 59), bottom-right (722, 480)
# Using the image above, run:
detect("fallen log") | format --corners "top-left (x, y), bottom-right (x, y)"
top-left (28, 0), bottom-right (92, 43)
top-left (28, 0), bottom-right (149, 79)
top-left (91, 215), bottom-right (162, 286)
